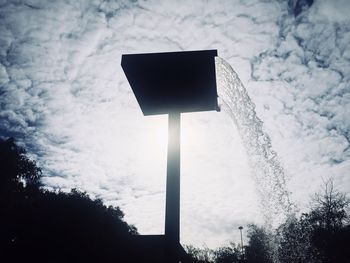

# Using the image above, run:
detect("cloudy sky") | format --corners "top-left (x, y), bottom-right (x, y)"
top-left (1, 0), bottom-right (349, 248)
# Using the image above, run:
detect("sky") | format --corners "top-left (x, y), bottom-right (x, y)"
top-left (1, 0), bottom-right (350, 248)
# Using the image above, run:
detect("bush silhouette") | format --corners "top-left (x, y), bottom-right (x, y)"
top-left (0, 138), bottom-right (138, 262)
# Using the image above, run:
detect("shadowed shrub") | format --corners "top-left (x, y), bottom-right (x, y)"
top-left (0, 138), bottom-right (138, 262)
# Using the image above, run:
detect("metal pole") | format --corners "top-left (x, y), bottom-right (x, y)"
top-left (165, 112), bottom-right (181, 263)
top-left (239, 226), bottom-right (244, 260)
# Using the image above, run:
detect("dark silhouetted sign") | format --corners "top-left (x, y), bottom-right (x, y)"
top-left (121, 50), bottom-right (218, 115)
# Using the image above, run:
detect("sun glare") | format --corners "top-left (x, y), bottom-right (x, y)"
top-left (142, 115), bottom-right (168, 156)
top-left (141, 114), bottom-right (200, 162)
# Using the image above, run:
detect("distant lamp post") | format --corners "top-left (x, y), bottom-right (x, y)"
top-left (238, 226), bottom-right (244, 260)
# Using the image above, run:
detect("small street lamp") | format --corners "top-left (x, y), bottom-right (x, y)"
top-left (238, 226), bottom-right (244, 260)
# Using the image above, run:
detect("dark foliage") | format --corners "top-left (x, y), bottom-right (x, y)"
top-left (276, 214), bottom-right (316, 262)
top-left (185, 242), bottom-right (243, 263)
top-left (0, 138), bottom-right (138, 262)
top-left (0, 137), bottom-right (41, 198)
top-left (213, 242), bottom-right (241, 263)
top-left (185, 245), bottom-right (213, 263)
top-left (187, 179), bottom-right (350, 263)
top-left (306, 180), bottom-right (350, 263)
top-left (245, 225), bottom-right (273, 263)
top-left (277, 179), bottom-right (350, 263)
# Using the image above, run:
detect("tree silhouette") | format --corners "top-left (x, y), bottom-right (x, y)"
top-left (276, 214), bottom-right (318, 263)
top-left (182, 179), bottom-right (350, 263)
top-left (308, 179), bottom-right (349, 229)
top-left (245, 224), bottom-right (273, 263)
top-left (213, 242), bottom-right (241, 263)
top-left (0, 137), bottom-right (41, 199)
top-left (0, 138), bottom-right (139, 262)
top-left (185, 242), bottom-right (242, 263)
top-left (276, 179), bottom-right (350, 263)
top-left (185, 245), bottom-right (213, 263)
top-left (307, 179), bottom-right (350, 263)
